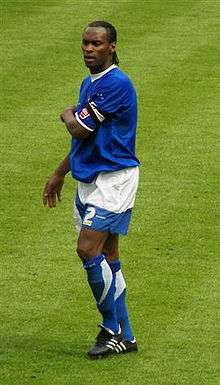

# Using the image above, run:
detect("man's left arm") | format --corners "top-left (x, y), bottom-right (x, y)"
top-left (61, 81), bottom-right (127, 138)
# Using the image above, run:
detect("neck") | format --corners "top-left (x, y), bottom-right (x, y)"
top-left (90, 64), bottom-right (117, 82)
top-left (89, 59), bottom-right (114, 74)
top-left (89, 63), bottom-right (113, 74)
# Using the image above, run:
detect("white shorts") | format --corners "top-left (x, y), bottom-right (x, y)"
top-left (73, 166), bottom-right (139, 235)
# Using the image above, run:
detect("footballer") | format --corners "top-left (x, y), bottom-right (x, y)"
top-left (43, 21), bottom-right (140, 359)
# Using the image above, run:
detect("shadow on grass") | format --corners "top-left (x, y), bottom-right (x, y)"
top-left (0, 333), bottom-right (142, 364)
top-left (0, 333), bottom-right (88, 359)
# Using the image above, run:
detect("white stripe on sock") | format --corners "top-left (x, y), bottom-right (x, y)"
top-left (114, 270), bottom-right (126, 301)
top-left (98, 259), bottom-right (113, 305)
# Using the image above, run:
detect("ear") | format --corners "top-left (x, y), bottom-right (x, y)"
top-left (109, 42), bottom-right (116, 54)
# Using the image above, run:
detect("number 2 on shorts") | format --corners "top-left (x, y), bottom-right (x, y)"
top-left (83, 207), bottom-right (96, 226)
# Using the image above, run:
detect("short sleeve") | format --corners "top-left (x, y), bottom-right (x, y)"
top-left (75, 80), bottom-right (129, 132)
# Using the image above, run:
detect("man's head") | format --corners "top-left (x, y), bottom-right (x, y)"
top-left (82, 21), bottom-right (119, 74)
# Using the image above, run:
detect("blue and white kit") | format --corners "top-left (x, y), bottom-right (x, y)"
top-left (71, 64), bottom-right (140, 235)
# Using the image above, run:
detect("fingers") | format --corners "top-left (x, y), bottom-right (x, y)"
top-left (43, 193), bottom-right (55, 208)
top-left (43, 175), bottom-right (64, 208)
top-left (60, 106), bottom-right (75, 122)
top-left (49, 193), bottom-right (56, 208)
top-left (44, 192), bottom-right (58, 208)
top-left (57, 191), bottom-right (62, 202)
top-left (42, 185), bottom-right (57, 208)
top-left (42, 185), bottom-right (49, 206)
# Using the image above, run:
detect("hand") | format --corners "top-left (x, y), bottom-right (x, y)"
top-left (60, 106), bottom-right (76, 124)
top-left (42, 174), bottom-right (64, 208)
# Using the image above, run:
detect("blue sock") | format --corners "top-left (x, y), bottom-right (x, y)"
top-left (108, 260), bottom-right (134, 341)
top-left (84, 255), bottom-right (119, 334)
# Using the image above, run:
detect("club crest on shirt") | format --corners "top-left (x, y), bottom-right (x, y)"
top-left (97, 92), bottom-right (104, 100)
top-left (79, 108), bottom-right (90, 120)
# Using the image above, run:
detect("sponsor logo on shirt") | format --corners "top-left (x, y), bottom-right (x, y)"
top-left (79, 108), bottom-right (90, 120)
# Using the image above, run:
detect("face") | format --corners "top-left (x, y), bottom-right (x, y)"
top-left (81, 26), bottom-right (116, 73)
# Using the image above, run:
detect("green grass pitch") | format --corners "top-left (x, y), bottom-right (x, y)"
top-left (0, 0), bottom-right (219, 384)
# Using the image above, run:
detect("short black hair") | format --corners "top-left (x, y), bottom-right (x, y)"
top-left (87, 20), bottom-right (119, 65)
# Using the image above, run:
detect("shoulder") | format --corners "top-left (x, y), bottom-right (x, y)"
top-left (107, 68), bottom-right (134, 88)
top-left (97, 68), bottom-right (136, 95)
top-left (80, 75), bottom-right (91, 90)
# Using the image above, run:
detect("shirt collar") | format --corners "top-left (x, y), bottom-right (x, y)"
top-left (90, 64), bottom-right (117, 82)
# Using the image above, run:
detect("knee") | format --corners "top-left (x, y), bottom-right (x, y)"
top-left (76, 245), bottom-right (87, 261)
top-left (76, 246), bottom-right (85, 262)
top-left (76, 244), bottom-right (95, 261)
top-left (76, 228), bottom-right (108, 261)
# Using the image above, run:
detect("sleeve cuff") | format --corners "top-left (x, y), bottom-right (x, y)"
top-left (75, 112), bottom-right (95, 132)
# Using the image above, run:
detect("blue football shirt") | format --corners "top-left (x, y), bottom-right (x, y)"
top-left (70, 64), bottom-right (140, 183)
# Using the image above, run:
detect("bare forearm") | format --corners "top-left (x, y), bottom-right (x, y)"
top-left (60, 108), bottom-right (90, 139)
top-left (64, 118), bottom-right (84, 139)
top-left (54, 154), bottom-right (71, 177)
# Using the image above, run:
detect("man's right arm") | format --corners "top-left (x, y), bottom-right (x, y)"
top-left (43, 153), bottom-right (70, 208)
top-left (53, 153), bottom-right (71, 177)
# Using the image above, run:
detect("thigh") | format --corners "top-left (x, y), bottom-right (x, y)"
top-left (102, 234), bottom-right (119, 262)
top-left (77, 227), bottom-right (109, 261)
